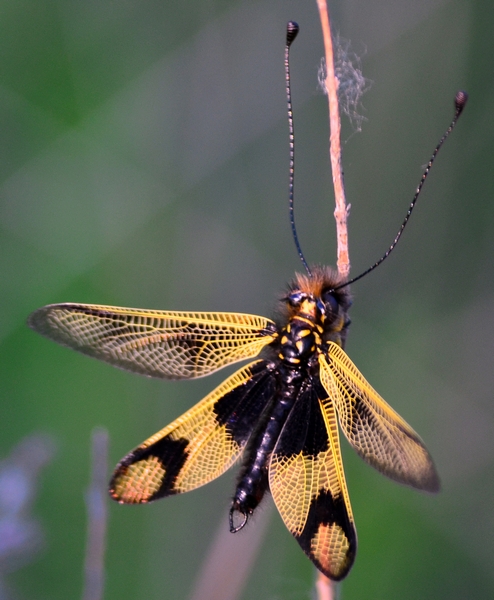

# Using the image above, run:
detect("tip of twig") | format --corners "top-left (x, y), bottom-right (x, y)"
top-left (286, 21), bottom-right (299, 46)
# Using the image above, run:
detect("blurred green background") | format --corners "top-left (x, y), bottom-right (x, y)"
top-left (1, 0), bottom-right (493, 598)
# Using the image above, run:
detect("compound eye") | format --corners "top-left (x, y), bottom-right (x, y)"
top-left (287, 291), bottom-right (306, 306)
top-left (323, 293), bottom-right (340, 317)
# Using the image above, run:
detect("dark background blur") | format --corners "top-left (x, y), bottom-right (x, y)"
top-left (1, 0), bottom-right (493, 598)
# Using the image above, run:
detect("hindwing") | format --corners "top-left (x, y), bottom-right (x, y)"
top-left (319, 342), bottom-right (440, 492)
top-left (28, 303), bottom-right (277, 379)
top-left (110, 360), bottom-right (276, 503)
top-left (268, 378), bottom-right (356, 581)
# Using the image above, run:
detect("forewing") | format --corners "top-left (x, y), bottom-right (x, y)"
top-left (28, 303), bottom-right (277, 379)
top-left (269, 380), bottom-right (356, 581)
top-left (319, 343), bottom-right (440, 492)
top-left (110, 360), bottom-right (276, 503)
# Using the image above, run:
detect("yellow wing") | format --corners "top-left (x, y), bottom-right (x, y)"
top-left (28, 303), bottom-right (277, 379)
top-left (319, 342), bottom-right (440, 492)
top-left (268, 381), bottom-right (357, 581)
top-left (110, 360), bottom-right (276, 503)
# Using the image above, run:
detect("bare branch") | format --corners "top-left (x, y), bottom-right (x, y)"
top-left (314, 1), bottom-right (349, 597)
top-left (316, 0), bottom-right (350, 279)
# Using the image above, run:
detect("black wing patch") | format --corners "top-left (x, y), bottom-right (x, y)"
top-left (110, 360), bottom-right (276, 503)
top-left (269, 378), bottom-right (357, 580)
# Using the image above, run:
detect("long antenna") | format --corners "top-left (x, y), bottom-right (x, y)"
top-left (333, 90), bottom-right (468, 291)
top-left (286, 21), bottom-right (311, 276)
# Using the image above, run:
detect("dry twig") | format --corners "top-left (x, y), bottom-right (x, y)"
top-left (317, 0), bottom-right (350, 280)
top-left (315, 0), bottom-right (350, 597)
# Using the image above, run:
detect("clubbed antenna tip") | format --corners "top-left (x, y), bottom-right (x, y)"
top-left (455, 90), bottom-right (468, 114)
top-left (286, 21), bottom-right (299, 46)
